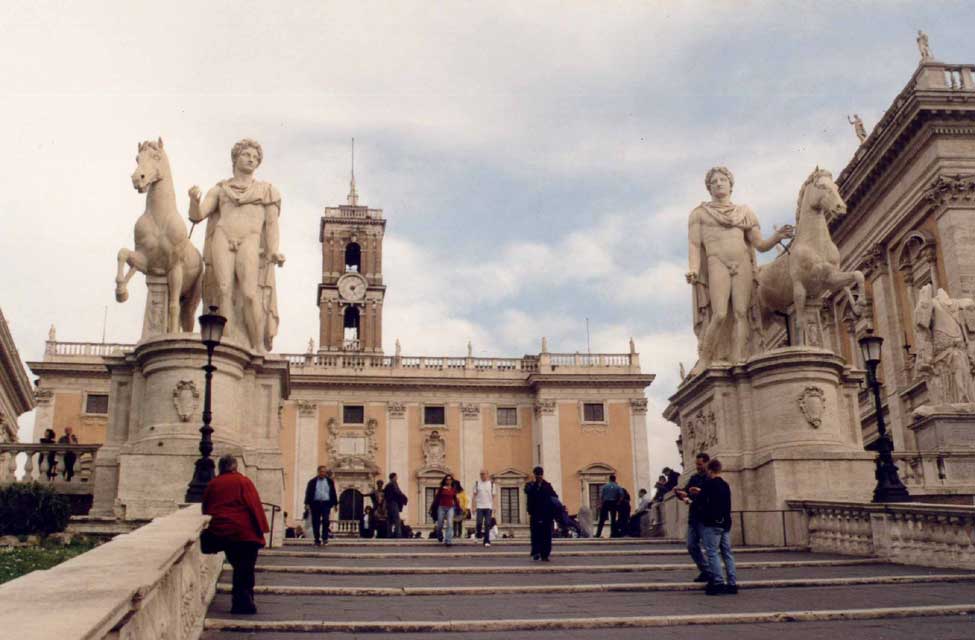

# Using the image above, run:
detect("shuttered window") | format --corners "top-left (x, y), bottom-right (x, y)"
top-left (85, 394), bottom-right (109, 414)
top-left (583, 403), bottom-right (605, 422)
top-left (496, 407), bottom-right (518, 426)
top-left (501, 487), bottom-right (520, 524)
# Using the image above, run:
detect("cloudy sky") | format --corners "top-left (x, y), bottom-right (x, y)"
top-left (2, 1), bottom-right (969, 474)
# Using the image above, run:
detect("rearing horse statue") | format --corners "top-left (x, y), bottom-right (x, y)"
top-left (756, 167), bottom-right (865, 345)
top-left (116, 138), bottom-right (203, 333)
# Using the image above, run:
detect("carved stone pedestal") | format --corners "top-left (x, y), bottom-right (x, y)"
top-left (665, 348), bottom-right (875, 545)
top-left (91, 335), bottom-right (289, 545)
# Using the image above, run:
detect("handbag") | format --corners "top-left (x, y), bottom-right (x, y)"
top-left (199, 529), bottom-right (225, 555)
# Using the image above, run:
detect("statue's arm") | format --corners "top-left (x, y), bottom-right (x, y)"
top-left (188, 186), bottom-right (219, 223)
top-left (265, 203), bottom-right (285, 265)
top-left (687, 209), bottom-right (702, 284)
top-left (747, 213), bottom-right (793, 252)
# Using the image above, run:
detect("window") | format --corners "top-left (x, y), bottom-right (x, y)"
top-left (583, 402), bottom-right (605, 422)
top-left (85, 393), bottom-right (109, 414)
top-left (424, 487), bottom-right (437, 523)
top-left (588, 483), bottom-right (604, 512)
top-left (501, 487), bottom-right (520, 524)
top-left (345, 242), bottom-right (361, 272)
top-left (424, 405), bottom-right (445, 425)
top-left (497, 407), bottom-right (518, 426)
top-left (343, 306), bottom-right (360, 342)
top-left (343, 405), bottom-right (364, 424)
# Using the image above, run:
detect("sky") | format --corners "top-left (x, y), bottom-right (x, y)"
top-left (2, 1), bottom-right (971, 477)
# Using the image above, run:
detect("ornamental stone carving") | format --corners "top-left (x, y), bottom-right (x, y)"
top-left (797, 386), bottom-right (827, 428)
top-left (326, 417), bottom-right (379, 473)
top-left (533, 399), bottom-right (556, 416)
top-left (630, 398), bottom-right (648, 415)
top-left (913, 284), bottom-right (975, 408)
top-left (461, 403), bottom-right (480, 419)
top-left (297, 400), bottom-right (317, 417)
top-left (172, 380), bottom-right (200, 423)
top-left (422, 430), bottom-right (447, 468)
top-left (388, 401), bottom-right (406, 418)
top-left (685, 408), bottom-right (717, 455)
top-left (923, 174), bottom-right (975, 207)
top-left (33, 388), bottom-right (53, 405)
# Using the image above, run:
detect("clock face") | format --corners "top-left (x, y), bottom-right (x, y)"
top-left (338, 273), bottom-right (367, 301)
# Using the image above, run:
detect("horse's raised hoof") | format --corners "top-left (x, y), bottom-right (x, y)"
top-left (115, 285), bottom-right (128, 303)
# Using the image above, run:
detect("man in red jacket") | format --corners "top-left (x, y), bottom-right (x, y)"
top-left (202, 454), bottom-right (270, 614)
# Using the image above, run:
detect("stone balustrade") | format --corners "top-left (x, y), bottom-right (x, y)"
top-left (0, 505), bottom-right (223, 640)
top-left (789, 500), bottom-right (975, 570)
top-left (0, 443), bottom-right (101, 488)
top-left (44, 340), bottom-right (134, 357)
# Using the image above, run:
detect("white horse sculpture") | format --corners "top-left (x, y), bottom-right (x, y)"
top-left (757, 167), bottom-right (865, 345)
top-left (115, 138), bottom-right (203, 333)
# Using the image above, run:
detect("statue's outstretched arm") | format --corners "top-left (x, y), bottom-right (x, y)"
top-left (188, 186), bottom-right (219, 223)
top-left (747, 221), bottom-right (794, 253)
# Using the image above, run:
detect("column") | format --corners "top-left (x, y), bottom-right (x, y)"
top-left (387, 402), bottom-right (409, 521)
top-left (31, 389), bottom-right (54, 441)
top-left (533, 399), bottom-right (562, 497)
top-left (295, 401), bottom-right (319, 520)
top-left (461, 403), bottom-right (483, 489)
top-left (629, 398), bottom-right (650, 491)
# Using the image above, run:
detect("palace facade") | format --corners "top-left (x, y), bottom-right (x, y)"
top-left (28, 182), bottom-right (654, 530)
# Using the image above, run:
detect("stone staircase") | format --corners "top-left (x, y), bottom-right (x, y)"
top-left (200, 538), bottom-right (975, 639)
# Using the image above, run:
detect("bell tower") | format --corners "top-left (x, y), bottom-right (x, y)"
top-left (318, 150), bottom-right (386, 353)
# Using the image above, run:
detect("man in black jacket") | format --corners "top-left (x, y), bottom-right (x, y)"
top-left (304, 466), bottom-right (337, 546)
top-left (674, 453), bottom-right (711, 582)
top-left (383, 472), bottom-right (408, 538)
top-left (689, 458), bottom-right (737, 595)
top-left (525, 466), bottom-right (558, 561)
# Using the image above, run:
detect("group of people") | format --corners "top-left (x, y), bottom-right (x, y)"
top-left (428, 470), bottom-right (500, 545)
top-left (37, 426), bottom-right (80, 481)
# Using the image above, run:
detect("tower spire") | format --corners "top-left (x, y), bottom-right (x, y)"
top-left (347, 137), bottom-right (359, 206)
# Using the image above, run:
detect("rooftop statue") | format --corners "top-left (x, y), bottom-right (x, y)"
top-left (189, 139), bottom-right (285, 353)
top-left (756, 168), bottom-right (865, 347)
top-left (115, 138), bottom-right (204, 334)
top-left (686, 167), bottom-right (793, 374)
top-left (847, 114), bottom-right (867, 143)
top-left (917, 30), bottom-right (932, 61)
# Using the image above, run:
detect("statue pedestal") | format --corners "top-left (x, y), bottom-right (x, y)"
top-left (91, 335), bottom-right (289, 546)
top-left (142, 274), bottom-right (170, 340)
top-left (665, 348), bottom-right (875, 545)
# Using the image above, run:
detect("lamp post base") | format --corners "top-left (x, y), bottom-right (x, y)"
top-left (873, 459), bottom-right (911, 503)
top-left (185, 457), bottom-right (215, 503)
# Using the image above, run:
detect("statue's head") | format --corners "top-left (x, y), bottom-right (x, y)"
top-left (705, 166), bottom-right (734, 198)
top-left (231, 138), bottom-right (263, 173)
top-left (797, 167), bottom-right (846, 222)
top-left (132, 137), bottom-right (168, 193)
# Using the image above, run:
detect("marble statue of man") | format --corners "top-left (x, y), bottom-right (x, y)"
top-left (686, 167), bottom-right (793, 373)
top-left (917, 30), bottom-right (932, 61)
top-left (189, 139), bottom-right (285, 353)
top-left (914, 284), bottom-right (975, 405)
top-left (848, 114), bottom-right (867, 143)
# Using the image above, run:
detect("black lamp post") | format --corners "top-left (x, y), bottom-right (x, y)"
top-left (858, 332), bottom-right (911, 503)
top-left (185, 306), bottom-right (227, 503)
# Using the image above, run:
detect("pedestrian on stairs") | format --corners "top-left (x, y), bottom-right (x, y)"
top-left (689, 458), bottom-right (738, 596)
top-left (674, 453), bottom-right (712, 583)
top-left (525, 466), bottom-right (558, 561)
top-left (472, 469), bottom-right (497, 546)
top-left (304, 466), bottom-right (337, 546)
top-left (433, 474), bottom-right (460, 546)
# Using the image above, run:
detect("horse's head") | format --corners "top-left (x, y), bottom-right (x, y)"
top-left (132, 137), bottom-right (169, 193)
top-left (796, 167), bottom-right (847, 223)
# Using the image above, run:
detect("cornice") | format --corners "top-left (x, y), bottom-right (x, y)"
top-left (0, 309), bottom-right (33, 414)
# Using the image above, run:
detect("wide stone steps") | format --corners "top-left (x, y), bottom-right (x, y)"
top-left (200, 539), bottom-right (975, 638)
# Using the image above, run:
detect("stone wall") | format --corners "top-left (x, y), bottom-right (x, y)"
top-left (0, 505), bottom-right (223, 640)
top-left (790, 500), bottom-right (975, 570)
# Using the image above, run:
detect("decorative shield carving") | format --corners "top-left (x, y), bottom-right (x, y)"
top-left (173, 380), bottom-right (199, 422)
top-left (423, 430), bottom-right (447, 468)
top-left (798, 386), bottom-right (826, 428)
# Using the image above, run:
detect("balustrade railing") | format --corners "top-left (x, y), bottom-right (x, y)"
top-left (45, 341), bottom-right (134, 357)
top-left (0, 443), bottom-right (101, 486)
top-left (281, 352), bottom-right (633, 372)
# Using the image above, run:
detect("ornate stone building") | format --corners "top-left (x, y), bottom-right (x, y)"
top-left (818, 56), bottom-right (975, 500)
top-left (28, 182), bottom-right (654, 530)
top-left (0, 308), bottom-right (32, 444)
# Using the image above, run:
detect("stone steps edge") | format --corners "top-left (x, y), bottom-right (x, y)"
top-left (262, 546), bottom-right (808, 559)
top-left (204, 603), bottom-right (975, 633)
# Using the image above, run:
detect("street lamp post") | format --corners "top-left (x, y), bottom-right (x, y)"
top-left (858, 332), bottom-right (911, 503)
top-left (185, 306), bottom-right (227, 503)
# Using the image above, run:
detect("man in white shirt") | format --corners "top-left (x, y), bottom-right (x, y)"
top-left (471, 469), bottom-right (496, 546)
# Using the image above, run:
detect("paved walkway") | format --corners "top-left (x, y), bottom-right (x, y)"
top-left (201, 538), bottom-right (975, 638)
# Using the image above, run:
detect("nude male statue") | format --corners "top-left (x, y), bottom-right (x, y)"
top-left (188, 139), bottom-right (285, 353)
top-left (686, 167), bottom-right (793, 373)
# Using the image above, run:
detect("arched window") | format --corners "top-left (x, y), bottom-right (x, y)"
top-left (344, 306), bottom-right (360, 349)
top-left (345, 242), bottom-right (361, 272)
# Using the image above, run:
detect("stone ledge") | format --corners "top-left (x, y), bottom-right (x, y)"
top-left (219, 573), bottom-right (975, 597)
top-left (260, 545), bottom-right (805, 559)
top-left (0, 505), bottom-right (222, 640)
top-left (204, 603), bottom-right (975, 633)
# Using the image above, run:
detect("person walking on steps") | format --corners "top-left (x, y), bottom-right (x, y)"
top-left (472, 469), bottom-right (497, 546)
top-left (689, 458), bottom-right (738, 596)
top-left (674, 452), bottom-right (712, 583)
top-left (304, 466), bottom-right (337, 546)
top-left (595, 474), bottom-right (622, 538)
top-left (433, 474), bottom-right (460, 546)
top-left (525, 466), bottom-right (558, 561)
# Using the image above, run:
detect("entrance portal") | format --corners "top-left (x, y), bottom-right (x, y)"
top-left (339, 488), bottom-right (365, 521)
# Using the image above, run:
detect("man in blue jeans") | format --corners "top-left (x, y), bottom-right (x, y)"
top-left (674, 452), bottom-right (711, 582)
top-left (690, 457), bottom-right (737, 595)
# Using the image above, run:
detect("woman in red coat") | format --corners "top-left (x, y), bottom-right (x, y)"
top-left (202, 454), bottom-right (269, 615)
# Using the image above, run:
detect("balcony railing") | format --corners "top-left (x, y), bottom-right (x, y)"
top-left (45, 341), bottom-right (134, 357)
top-left (0, 443), bottom-right (101, 486)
